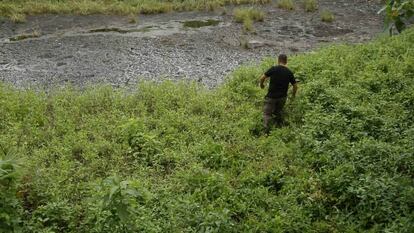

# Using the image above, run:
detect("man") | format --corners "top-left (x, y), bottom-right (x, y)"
top-left (259, 54), bottom-right (298, 133)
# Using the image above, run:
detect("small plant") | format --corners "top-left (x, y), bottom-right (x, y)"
top-left (127, 14), bottom-right (137, 24)
top-left (243, 18), bottom-right (254, 32)
top-left (10, 13), bottom-right (26, 23)
top-left (0, 156), bottom-right (22, 232)
top-left (304, 0), bottom-right (318, 12)
top-left (233, 7), bottom-right (264, 32)
top-left (378, 0), bottom-right (414, 35)
top-left (277, 0), bottom-right (295, 10)
top-left (234, 7), bottom-right (264, 23)
top-left (321, 10), bottom-right (335, 22)
top-left (90, 175), bottom-right (151, 232)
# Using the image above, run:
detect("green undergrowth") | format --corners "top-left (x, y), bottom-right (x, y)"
top-left (0, 0), bottom-right (271, 22)
top-left (1, 29), bottom-right (414, 232)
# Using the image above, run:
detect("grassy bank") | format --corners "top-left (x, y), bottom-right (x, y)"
top-left (1, 29), bottom-right (414, 232)
top-left (0, 0), bottom-right (271, 22)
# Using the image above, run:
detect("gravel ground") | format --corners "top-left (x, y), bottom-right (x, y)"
top-left (0, 0), bottom-right (384, 89)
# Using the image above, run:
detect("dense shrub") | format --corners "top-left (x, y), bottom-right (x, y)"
top-left (0, 28), bottom-right (413, 232)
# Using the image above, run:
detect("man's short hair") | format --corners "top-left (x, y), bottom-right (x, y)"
top-left (278, 54), bottom-right (288, 64)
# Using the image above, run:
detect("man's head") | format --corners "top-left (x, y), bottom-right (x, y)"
top-left (278, 54), bottom-right (288, 65)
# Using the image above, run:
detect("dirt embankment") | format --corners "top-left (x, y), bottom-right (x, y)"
top-left (0, 0), bottom-right (383, 89)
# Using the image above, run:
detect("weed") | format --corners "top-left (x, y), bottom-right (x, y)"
top-left (321, 9), bottom-right (335, 22)
top-left (234, 7), bottom-right (264, 23)
top-left (303, 0), bottom-right (318, 12)
top-left (127, 14), bottom-right (137, 24)
top-left (243, 18), bottom-right (254, 32)
top-left (233, 7), bottom-right (264, 32)
top-left (0, 155), bottom-right (22, 232)
top-left (378, 0), bottom-right (414, 35)
top-left (10, 13), bottom-right (26, 23)
top-left (277, 0), bottom-right (295, 10)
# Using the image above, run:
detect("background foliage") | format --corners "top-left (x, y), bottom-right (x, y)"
top-left (0, 28), bottom-right (413, 232)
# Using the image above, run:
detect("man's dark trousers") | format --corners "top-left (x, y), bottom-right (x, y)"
top-left (263, 97), bottom-right (287, 132)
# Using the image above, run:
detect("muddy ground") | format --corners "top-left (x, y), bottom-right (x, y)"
top-left (0, 0), bottom-right (384, 89)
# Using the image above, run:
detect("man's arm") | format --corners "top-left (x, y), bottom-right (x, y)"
top-left (291, 83), bottom-right (298, 98)
top-left (260, 74), bottom-right (268, 89)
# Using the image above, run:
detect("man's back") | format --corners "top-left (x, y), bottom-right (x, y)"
top-left (265, 65), bottom-right (296, 99)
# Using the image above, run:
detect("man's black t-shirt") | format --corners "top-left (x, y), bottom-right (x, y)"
top-left (264, 65), bottom-right (296, 99)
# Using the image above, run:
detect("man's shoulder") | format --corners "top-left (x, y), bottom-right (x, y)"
top-left (275, 65), bottom-right (291, 71)
top-left (281, 66), bottom-right (294, 76)
top-left (278, 65), bottom-right (291, 71)
top-left (268, 65), bottom-right (282, 72)
top-left (269, 65), bottom-right (278, 71)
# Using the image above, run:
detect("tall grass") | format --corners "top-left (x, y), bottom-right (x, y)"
top-left (1, 28), bottom-right (414, 232)
top-left (0, 0), bottom-right (272, 21)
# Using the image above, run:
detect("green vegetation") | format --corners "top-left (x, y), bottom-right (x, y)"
top-left (321, 9), bottom-right (335, 22)
top-left (379, 0), bottom-right (414, 35)
top-left (303, 0), bottom-right (318, 12)
top-left (0, 0), bottom-right (271, 22)
top-left (1, 28), bottom-right (414, 232)
top-left (277, 0), bottom-right (296, 10)
top-left (243, 18), bottom-right (254, 32)
top-left (233, 7), bottom-right (265, 22)
top-left (234, 7), bottom-right (265, 32)
top-left (0, 156), bottom-right (22, 231)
